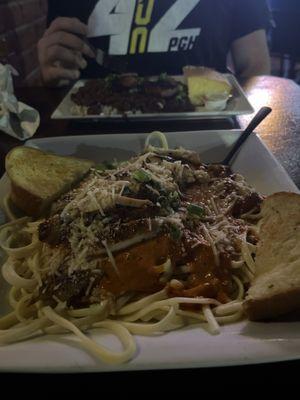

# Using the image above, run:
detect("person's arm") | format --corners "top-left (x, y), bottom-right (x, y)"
top-left (230, 29), bottom-right (271, 78)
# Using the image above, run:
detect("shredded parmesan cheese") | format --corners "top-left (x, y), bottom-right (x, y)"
top-left (101, 240), bottom-right (120, 276)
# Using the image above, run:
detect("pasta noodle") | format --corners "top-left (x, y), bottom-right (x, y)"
top-left (0, 132), bottom-right (261, 364)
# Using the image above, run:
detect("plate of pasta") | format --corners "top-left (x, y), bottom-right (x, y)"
top-left (0, 130), bottom-right (299, 372)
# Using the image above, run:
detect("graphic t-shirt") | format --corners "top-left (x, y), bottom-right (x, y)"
top-left (47, 0), bottom-right (270, 77)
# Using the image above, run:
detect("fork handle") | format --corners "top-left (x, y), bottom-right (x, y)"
top-left (222, 106), bottom-right (272, 165)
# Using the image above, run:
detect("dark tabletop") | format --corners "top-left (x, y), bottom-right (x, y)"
top-left (0, 75), bottom-right (300, 380)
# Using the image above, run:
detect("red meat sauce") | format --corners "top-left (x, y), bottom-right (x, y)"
top-left (38, 164), bottom-right (262, 308)
top-left (100, 233), bottom-right (233, 305)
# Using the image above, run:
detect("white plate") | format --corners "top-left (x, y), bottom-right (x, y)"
top-left (51, 74), bottom-right (254, 120)
top-left (0, 130), bottom-right (299, 373)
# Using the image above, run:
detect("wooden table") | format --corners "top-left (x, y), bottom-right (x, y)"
top-left (0, 75), bottom-right (300, 382)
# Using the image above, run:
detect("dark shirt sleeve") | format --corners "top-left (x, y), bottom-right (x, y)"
top-left (47, 0), bottom-right (96, 26)
top-left (231, 0), bottom-right (271, 42)
top-left (47, 0), bottom-right (66, 26)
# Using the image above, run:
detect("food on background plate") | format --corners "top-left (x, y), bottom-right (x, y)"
top-left (244, 192), bottom-right (300, 320)
top-left (70, 67), bottom-right (233, 116)
top-left (0, 132), bottom-right (299, 365)
top-left (183, 66), bottom-right (232, 110)
top-left (71, 73), bottom-right (194, 116)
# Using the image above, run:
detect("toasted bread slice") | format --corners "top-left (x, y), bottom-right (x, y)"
top-left (5, 146), bottom-right (94, 217)
top-left (183, 66), bottom-right (232, 106)
top-left (244, 192), bottom-right (300, 320)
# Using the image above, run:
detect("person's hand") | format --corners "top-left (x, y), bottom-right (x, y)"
top-left (38, 17), bottom-right (95, 86)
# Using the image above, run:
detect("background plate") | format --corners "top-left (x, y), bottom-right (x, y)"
top-left (51, 75), bottom-right (254, 120)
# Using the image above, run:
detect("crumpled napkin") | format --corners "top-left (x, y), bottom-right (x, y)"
top-left (0, 63), bottom-right (40, 141)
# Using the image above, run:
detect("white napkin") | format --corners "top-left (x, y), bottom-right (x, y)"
top-left (0, 63), bottom-right (40, 141)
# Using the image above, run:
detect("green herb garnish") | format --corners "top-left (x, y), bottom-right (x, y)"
top-left (95, 160), bottom-right (118, 171)
top-left (175, 92), bottom-right (185, 102)
top-left (132, 169), bottom-right (151, 183)
top-left (169, 224), bottom-right (182, 241)
top-left (169, 191), bottom-right (179, 201)
top-left (187, 203), bottom-right (205, 218)
top-left (158, 72), bottom-right (168, 81)
top-left (94, 164), bottom-right (106, 171)
top-left (168, 191), bottom-right (180, 209)
top-left (104, 74), bottom-right (118, 88)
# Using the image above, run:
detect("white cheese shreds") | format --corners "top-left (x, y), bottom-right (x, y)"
top-left (39, 141), bottom-right (260, 295)
top-left (101, 240), bottom-right (120, 276)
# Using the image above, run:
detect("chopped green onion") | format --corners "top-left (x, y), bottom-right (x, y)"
top-left (169, 191), bottom-right (179, 201)
top-left (175, 92), bottom-right (185, 102)
top-left (94, 164), bottom-right (106, 171)
top-left (169, 224), bottom-right (182, 241)
top-left (94, 160), bottom-right (117, 171)
top-left (108, 160), bottom-right (119, 169)
top-left (187, 203), bottom-right (205, 218)
top-left (132, 169), bottom-right (151, 183)
top-left (105, 74), bottom-right (117, 83)
top-left (168, 191), bottom-right (180, 209)
top-left (158, 72), bottom-right (168, 81)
